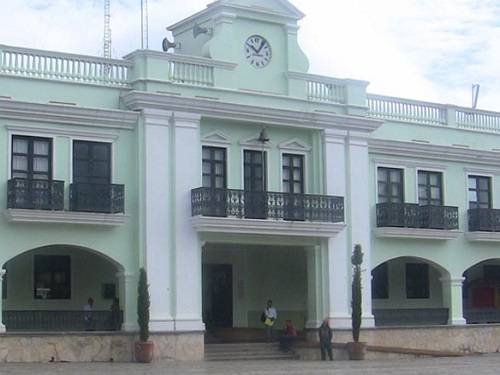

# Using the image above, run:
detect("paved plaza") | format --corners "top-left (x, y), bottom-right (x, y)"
top-left (1, 355), bottom-right (500, 375)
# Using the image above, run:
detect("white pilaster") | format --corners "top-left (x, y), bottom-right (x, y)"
top-left (142, 108), bottom-right (175, 331)
top-left (172, 112), bottom-right (204, 332)
top-left (306, 246), bottom-right (326, 329)
top-left (348, 132), bottom-right (375, 328)
top-left (441, 277), bottom-right (466, 325)
top-left (0, 269), bottom-right (5, 333)
top-left (323, 130), bottom-right (351, 328)
top-left (116, 271), bottom-right (138, 332)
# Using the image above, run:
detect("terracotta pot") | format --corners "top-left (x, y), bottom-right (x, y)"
top-left (346, 341), bottom-right (367, 360)
top-left (134, 341), bottom-right (154, 363)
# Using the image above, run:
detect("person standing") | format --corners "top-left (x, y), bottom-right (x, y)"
top-left (263, 299), bottom-right (277, 341)
top-left (319, 318), bottom-right (333, 360)
top-left (279, 319), bottom-right (297, 352)
top-left (83, 297), bottom-right (94, 331)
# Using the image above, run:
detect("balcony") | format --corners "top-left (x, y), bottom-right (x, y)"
top-left (70, 183), bottom-right (125, 214)
top-left (375, 203), bottom-right (460, 240)
top-left (7, 178), bottom-right (64, 211)
top-left (192, 188), bottom-right (344, 224)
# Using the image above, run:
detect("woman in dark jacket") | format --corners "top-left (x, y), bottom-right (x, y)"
top-left (318, 318), bottom-right (333, 360)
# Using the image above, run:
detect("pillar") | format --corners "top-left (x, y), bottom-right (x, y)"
top-left (306, 245), bottom-right (327, 329)
top-left (172, 112), bottom-right (204, 331)
top-left (441, 277), bottom-right (466, 325)
top-left (0, 269), bottom-right (5, 333)
top-left (142, 108), bottom-right (175, 331)
top-left (116, 271), bottom-right (138, 331)
top-left (323, 130), bottom-right (351, 328)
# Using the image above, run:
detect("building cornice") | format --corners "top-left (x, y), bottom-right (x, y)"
top-left (4, 209), bottom-right (128, 226)
top-left (0, 99), bottom-right (139, 131)
top-left (374, 227), bottom-right (463, 240)
top-left (465, 232), bottom-right (500, 242)
top-left (369, 138), bottom-right (500, 167)
top-left (121, 91), bottom-right (382, 133)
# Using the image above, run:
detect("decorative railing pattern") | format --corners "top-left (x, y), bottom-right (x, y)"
top-left (3, 310), bottom-right (123, 331)
top-left (368, 94), bottom-right (446, 126)
top-left (70, 183), bottom-right (125, 214)
top-left (168, 60), bottom-right (214, 87)
top-left (191, 188), bottom-right (344, 223)
top-left (376, 203), bottom-right (459, 230)
top-left (468, 208), bottom-right (500, 232)
top-left (456, 109), bottom-right (500, 133)
top-left (307, 79), bottom-right (346, 104)
top-left (0, 45), bottom-right (131, 86)
top-left (7, 178), bottom-right (64, 211)
top-left (373, 308), bottom-right (449, 327)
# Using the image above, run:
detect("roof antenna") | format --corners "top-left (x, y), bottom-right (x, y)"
top-left (141, 0), bottom-right (149, 49)
top-left (472, 84), bottom-right (480, 109)
top-left (103, 0), bottom-right (112, 58)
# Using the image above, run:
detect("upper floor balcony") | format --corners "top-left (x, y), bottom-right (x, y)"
top-left (468, 208), bottom-right (500, 232)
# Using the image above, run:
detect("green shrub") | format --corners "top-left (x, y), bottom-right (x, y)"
top-left (137, 268), bottom-right (150, 342)
top-left (351, 244), bottom-right (363, 343)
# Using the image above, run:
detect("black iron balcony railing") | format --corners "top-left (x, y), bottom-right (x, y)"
top-left (70, 183), bottom-right (125, 214)
top-left (191, 187), bottom-right (344, 223)
top-left (376, 203), bottom-right (459, 230)
top-left (7, 178), bottom-right (64, 210)
top-left (468, 208), bottom-right (500, 232)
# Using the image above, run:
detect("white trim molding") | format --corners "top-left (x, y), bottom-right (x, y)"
top-left (191, 216), bottom-right (346, 238)
top-left (465, 232), bottom-right (500, 242)
top-left (374, 227), bottom-right (463, 240)
top-left (201, 130), bottom-right (232, 146)
top-left (372, 158), bottom-right (448, 171)
top-left (278, 138), bottom-right (312, 152)
top-left (4, 209), bottom-right (128, 226)
top-left (6, 126), bottom-right (119, 141)
top-left (239, 133), bottom-right (273, 149)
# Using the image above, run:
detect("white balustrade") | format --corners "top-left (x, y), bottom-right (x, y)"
top-left (456, 109), bottom-right (500, 133)
top-left (0, 45), bottom-right (131, 87)
top-left (167, 60), bottom-right (214, 87)
top-left (307, 79), bottom-right (346, 104)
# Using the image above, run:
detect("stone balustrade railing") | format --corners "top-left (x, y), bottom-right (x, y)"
top-left (0, 45), bottom-right (131, 87)
top-left (368, 94), bottom-right (500, 133)
top-left (167, 58), bottom-right (214, 87)
top-left (306, 78), bottom-right (346, 104)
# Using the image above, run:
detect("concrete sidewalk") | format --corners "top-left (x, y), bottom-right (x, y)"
top-left (1, 355), bottom-right (500, 375)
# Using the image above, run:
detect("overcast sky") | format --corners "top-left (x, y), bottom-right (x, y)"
top-left (1, 0), bottom-right (499, 110)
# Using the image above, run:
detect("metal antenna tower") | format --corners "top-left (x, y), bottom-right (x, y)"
top-left (103, 0), bottom-right (112, 58)
top-left (141, 0), bottom-right (149, 49)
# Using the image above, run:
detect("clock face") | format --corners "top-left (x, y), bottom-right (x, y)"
top-left (244, 35), bottom-right (272, 69)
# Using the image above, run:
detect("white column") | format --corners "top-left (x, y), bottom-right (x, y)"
top-left (306, 246), bottom-right (327, 329)
top-left (323, 130), bottom-right (351, 329)
top-left (142, 108), bottom-right (175, 331)
top-left (347, 132), bottom-right (375, 327)
top-left (0, 269), bottom-right (5, 333)
top-left (116, 271), bottom-right (138, 331)
top-left (172, 112), bottom-right (204, 332)
top-left (441, 277), bottom-right (466, 325)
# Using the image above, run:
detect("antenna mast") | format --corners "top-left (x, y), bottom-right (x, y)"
top-left (141, 0), bottom-right (149, 49)
top-left (104, 0), bottom-right (112, 58)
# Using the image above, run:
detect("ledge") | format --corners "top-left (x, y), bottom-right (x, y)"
top-left (4, 209), bottom-right (128, 226)
top-left (465, 231), bottom-right (500, 242)
top-left (375, 227), bottom-right (463, 240)
top-left (191, 216), bottom-right (346, 238)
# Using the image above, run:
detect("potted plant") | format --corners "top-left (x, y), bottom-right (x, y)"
top-left (347, 244), bottom-right (367, 360)
top-left (135, 268), bottom-right (154, 363)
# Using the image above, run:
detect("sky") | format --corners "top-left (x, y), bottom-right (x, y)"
top-left (1, 0), bottom-right (499, 111)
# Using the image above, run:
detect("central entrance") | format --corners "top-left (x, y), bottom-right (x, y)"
top-left (202, 264), bottom-right (233, 329)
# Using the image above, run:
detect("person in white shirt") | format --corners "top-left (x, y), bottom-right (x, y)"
top-left (83, 297), bottom-right (94, 331)
top-left (263, 299), bottom-right (278, 341)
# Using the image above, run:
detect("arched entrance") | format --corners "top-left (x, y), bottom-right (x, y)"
top-left (371, 256), bottom-right (450, 326)
top-left (463, 259), bottom-right (500, 324)
top-left (2, 245), bottom-right (124, 332)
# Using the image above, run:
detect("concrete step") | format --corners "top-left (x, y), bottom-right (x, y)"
top-left (205, 343), bottom-right (298, 361)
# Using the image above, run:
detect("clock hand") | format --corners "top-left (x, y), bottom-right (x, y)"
top-left (256, 40), bottom-right (265, 54)
top-left (247, 43), bottom-right (259, 54)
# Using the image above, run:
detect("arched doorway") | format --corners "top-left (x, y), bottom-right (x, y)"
top-left (463, 259), bottom-right (500, 324)
top-left (371, 256), bottom-right (450, 326)
top-left (2, 245), bottom-right (124, 332)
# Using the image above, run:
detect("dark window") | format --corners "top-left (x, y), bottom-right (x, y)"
top-left (11, 135), bottom-right (52, 180)
top-left (378, 167), bottom-right (404, 203)
top-left (282, 154), bottom-right (304, 194)
top-left (202, 146), bottom-right (227, 189)
top-left (34, 255), bottom-right (71, 300)
top-left (371, 263), bottom-right (389, 299)
top-left (468, 175), bottom-right (491, 209)
top-left (244, 150), bottom-right (267, 192)
top-left (418, 171), bottom-right (443, 206)
top-left (102, 283), bottom-right (117, 299)
top-left (73, 141), bottom-right (111, 184)
top-left (405, 263), bottom-right (429, 299)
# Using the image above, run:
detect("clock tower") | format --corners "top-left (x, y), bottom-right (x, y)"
top-left (168, 0), bottom-right (310, 95)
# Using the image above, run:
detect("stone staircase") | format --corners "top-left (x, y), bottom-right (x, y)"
top-left (205, 342), bottom-right (299, 361)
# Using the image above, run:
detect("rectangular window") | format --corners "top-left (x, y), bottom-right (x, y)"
top-left (377, 167), bottom-right (404, 203)
top-left (34, 255), bottom-right (71, 300)
top-left (244, 150), bottom-right (267, 192)
top-left (202, 146), bottom-right (227, 189)
top-left (371, 263), bottom-right (389, 299)
top-left (11, 135), bottom-right (52, 180)
top-left (282, 154), bottom-right (304, 194)
top-left (405, 263), bottom-right (429, 299)
top-left (468, 175), bottom-right (491, 209)
top-left (418, 171), bottom-right (443, 206)
top-left (73, 141), bottom-right (111, 184)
